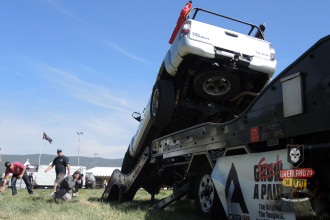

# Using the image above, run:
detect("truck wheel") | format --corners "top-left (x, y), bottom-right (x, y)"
top-left (194, 169), bottom-right (221, 216)
top-left (121, 148), bottom-right (138, 174)
top-left (193, 70), bottom-right (240, 101)
top-left (150, 80), bottom-right (174, 126)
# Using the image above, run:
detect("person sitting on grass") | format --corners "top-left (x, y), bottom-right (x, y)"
top-left (53, 170), bottom-right (81, 201)
top-left (0, 161), bottom-right (34, 195)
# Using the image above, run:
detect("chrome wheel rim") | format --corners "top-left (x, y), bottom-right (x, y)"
top-left (198, 174), bottom-right (215, 213)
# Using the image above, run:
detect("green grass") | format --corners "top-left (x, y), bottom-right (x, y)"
top-left (0, 188), bottom-right (216, 220)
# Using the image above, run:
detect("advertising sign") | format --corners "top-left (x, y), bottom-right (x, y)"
top-left (282, 178), bottom-right (307, 187)
top-left (212, 149), bottom-right (296, 220)
top-left (287, 144), bottom-right (304, 167)
top-left (280, 168), bottom-right (315, 179)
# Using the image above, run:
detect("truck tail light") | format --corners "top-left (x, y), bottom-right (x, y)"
top-left (181, 21), bottom-right (191, 34)
top-left (269, 44), bottom-right (275, 60)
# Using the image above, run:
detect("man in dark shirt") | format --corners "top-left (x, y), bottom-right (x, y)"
top-left (45, 148), bottom-right (70, 195)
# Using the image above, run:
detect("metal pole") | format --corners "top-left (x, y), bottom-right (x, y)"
top-left (94, 153), bottom-right (99, 167)
top-left (39, 136), bottom-right (43, 167)
top-left (77, 132), bottom-right (83, 166)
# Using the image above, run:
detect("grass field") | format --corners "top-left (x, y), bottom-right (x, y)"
top-left (0, 188), bottom-right (217, 220)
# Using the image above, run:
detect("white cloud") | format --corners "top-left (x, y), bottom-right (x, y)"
top-left (0, 61), bottom-right (142, 159)
top-left (104, 41), bottom-right (149, 64)
top-left (46, 0), bottom-right (86, 24)
top-left (38, 64), bottom-right (133, 114)
top-left (0, 112), bottom-right (135, 159)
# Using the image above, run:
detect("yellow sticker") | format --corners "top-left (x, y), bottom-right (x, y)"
top-left (282, 178), bottom-right (307, 187)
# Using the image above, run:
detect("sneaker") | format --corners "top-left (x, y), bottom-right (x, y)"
top-left (72, 192), bottom-right (78, 197)
top-left (29, 192), bottom-right (34, 195)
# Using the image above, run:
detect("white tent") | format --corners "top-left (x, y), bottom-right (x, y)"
top-left (86, 167), bottom-right (120, 177)
top-left (86, 167), bottom-right (120, 188)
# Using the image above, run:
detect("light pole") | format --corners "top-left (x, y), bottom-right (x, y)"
top-left (77, 132), bottom-right (84, 166)
top-left (94, 153), bottom-right (99, 167)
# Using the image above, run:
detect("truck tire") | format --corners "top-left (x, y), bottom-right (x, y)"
top-left (121, 148), bottom-right (138, 175)
top-left (193, 70), bottom-right (240, 101)
top-left (194, 168), bottom-right (222, 216)
top-left (150, 80), bottom-right (174, 127)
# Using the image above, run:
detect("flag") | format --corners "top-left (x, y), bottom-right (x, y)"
top-left (42, 132), bottom-right (52, 144)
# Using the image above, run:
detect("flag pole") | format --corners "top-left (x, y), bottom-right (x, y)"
top-left (39, 132), bottom-right (43, 167)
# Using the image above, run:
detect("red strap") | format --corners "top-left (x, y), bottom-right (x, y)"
top-left (169, 1), bottom-right (192, 44)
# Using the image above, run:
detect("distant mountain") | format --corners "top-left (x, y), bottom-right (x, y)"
top-left (0, 154), bottom-right (123, 175)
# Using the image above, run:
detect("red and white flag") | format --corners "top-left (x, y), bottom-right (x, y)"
top-left (42, 132), bottom-right (52, 144)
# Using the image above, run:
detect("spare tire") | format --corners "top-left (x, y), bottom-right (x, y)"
top-left (150, 80), bottom-right (175, 126)
top-left (193, 70), bottom-right (240, 101)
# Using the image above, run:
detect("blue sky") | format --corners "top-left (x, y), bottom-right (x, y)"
top-left (0, 0), bottom-right (329, 160)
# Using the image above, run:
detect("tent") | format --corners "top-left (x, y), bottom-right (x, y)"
top-left (86, 167), bottom-right (120, 188)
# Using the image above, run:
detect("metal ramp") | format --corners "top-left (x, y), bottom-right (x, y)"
top-left (153, 181), bottom-right (189, 210)
top-left (101, 147), bottom-right (150, 202)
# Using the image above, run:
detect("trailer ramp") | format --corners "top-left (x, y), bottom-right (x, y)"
top-left (101, 147), bottom-right (150, 202)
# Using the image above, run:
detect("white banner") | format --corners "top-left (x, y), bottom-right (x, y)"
top-left (212, 149), bottom-right (296, 220)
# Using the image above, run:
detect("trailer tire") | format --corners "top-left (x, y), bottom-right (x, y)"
top-left (150, 80), bottom-right (174, 126)
top-left (193, 70), bottom-right (240, 101)
top-left (121, 148), bottom-right (138, 175)
top-left (194, 167), bottom-right (222, 216)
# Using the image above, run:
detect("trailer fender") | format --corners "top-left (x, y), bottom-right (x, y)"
top-left (185, 153), bottom-right (213, 199)
top-left (187, 152), bottom-right (214, 175)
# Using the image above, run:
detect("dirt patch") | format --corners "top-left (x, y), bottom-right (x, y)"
top-left (79, 199), bottom-right (98, 207)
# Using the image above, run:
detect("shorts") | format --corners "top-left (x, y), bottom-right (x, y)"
top-left (55, 173), bottom-right (66, 184)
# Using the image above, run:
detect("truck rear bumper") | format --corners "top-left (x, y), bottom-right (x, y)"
top-left (165, 35), bottom-right (276, 78)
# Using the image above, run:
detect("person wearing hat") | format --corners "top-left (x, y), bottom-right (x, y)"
top-left (0, 161), bottom-right (34, 195)
top-left (45, 148), bottom-right (71, 195)
top-left (53, 170), bottom-right (81, 201)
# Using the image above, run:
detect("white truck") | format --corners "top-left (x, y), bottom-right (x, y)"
top-left (34, 165), bottom-right (86, 189)
top-left (102, 32), bottom-right (330, 219)
top-left (124, 3), bottom-right (277, 176)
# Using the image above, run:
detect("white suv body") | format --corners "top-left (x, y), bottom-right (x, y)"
top-left (126, 7), bottom-right (277, 161)
top-left (165, 8), bottom-right (276, 79)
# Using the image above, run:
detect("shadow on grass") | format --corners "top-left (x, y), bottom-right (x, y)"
top-left (87, 196), bottom-right (220, 220)
top-left (87, 197), bottom-right (102, 202)
top-left (46, 198), bottom-right (79, 204)
top-left (31, 196), bottom-right (44, 201)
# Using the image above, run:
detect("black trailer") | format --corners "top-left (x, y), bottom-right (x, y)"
top-left (102, 36), bottom-right (330, 219)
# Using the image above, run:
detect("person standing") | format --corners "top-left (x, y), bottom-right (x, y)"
top-left (0, 161), bottom-right (34, 195)
top-left (54, 170), bottom-right (81, 201)
top-left (45, 148), bottom-right (70, 195)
